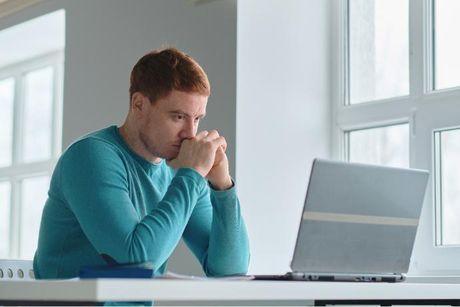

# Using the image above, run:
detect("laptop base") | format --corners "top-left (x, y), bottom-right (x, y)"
top-left (253, 272), bottom-right (404, 282)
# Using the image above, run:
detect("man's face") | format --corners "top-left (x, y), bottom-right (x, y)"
top-left (138, 90), bottom-right (208, 161)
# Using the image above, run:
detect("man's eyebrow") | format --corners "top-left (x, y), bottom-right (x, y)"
top-left (169, 110), bottom-right (186, 115)
top-left (168, 110), bottom-right (206, 118)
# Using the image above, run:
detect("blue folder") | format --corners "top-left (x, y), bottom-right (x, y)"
top-left (79, 255), bottom-right (154, 279)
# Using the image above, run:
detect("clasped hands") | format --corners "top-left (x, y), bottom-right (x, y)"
top-left (167, 130), bottom-right (233, 190)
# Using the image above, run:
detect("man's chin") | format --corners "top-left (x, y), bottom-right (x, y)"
top-left (164, 152), bottom-right (179, 161)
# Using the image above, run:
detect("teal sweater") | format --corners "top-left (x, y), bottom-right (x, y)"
top-left (33, 126), bottom-right (250, 279)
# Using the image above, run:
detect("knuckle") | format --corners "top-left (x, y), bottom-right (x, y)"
top-left (205, 130), bottom-right (216, 139)
top-left (204, 142), bottom-right (214, 150)
top-left (198, 138), bottom-right (207, 145)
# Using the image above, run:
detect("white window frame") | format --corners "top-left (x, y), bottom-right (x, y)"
top-left (332, 0), bottom-right (460, 275)
top-left (0, 51), bottom-right (63, 259)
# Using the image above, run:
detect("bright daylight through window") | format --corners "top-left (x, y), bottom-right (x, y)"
top-left (345, 0), bottom-right (410, 166)
top-left (348, 124), bottom-right (409, 168)
top-left (0, 10), bottom-right (65, 259)
top-left (434, 128), bottom-right (460, 246)
top-left (348, 0), bottom-right (409, 104)
top-left (434, 0), bottom-right (460, 90)
top-left (338, 0), bottom-right (460, 270)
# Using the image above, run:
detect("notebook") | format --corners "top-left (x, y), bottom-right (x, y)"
top-left (254, 159), bottom-right (429, 282)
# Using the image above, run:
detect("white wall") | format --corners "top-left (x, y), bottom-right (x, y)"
top-left (237, 0), bottom-right (332, 274)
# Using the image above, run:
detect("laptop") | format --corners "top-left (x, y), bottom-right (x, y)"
top-left (254, 159), bottom-right (429, 282)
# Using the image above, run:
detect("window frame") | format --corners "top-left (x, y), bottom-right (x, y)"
top-left (333, 0), bottom-right (460, 274)
top-left (0, 50), bottom-right (63, 259)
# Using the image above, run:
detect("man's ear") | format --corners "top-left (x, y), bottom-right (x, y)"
top-left (130, 92), bottom-right (149, 113)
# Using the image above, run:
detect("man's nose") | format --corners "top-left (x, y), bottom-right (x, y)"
top-left (179, 120), bottom-right (195, 139)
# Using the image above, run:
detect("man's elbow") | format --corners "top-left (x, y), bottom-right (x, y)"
top-left (204, 254), bottom-right (250, 277)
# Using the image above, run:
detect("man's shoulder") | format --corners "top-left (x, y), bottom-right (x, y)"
top-left (72, 125), bottom-right (118, 144)
top-left (60, 126), bottom-right (123, 163)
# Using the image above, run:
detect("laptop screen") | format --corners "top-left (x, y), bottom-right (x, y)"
top-left (291, 159), bottom-right (429, 275)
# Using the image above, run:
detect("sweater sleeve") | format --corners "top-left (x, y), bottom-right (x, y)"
top-left (60, 139), bottom-right (206, 270)
top-left (182, 182), bottom-right (250, 276)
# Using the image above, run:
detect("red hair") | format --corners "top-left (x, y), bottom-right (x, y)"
top-left (129, 47), bottom-right (210, 103)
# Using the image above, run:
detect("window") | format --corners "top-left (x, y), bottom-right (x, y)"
top-left (0, 10), bottom-right (65, 260)
top-left (23, 67), bottom-right (55, 163)
top-left (0, 181), bottom-right (11, 257)
top-left (434, 0), bottom-right (460, 90)
top-left (348, 0), bottom-right (409, 104)
top-left (347, 124), bottom-right (409, 168)
top-left (0, 78), bottom-right (14, 167)
top-left (334, 0), bottom-right (460, 273)
top-left (20, 176), bottom-right (51, 258)
top-left (434, 128), bottom-right (460, 246)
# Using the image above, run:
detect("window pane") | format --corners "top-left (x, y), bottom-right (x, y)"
top-left (20, 175), bottom-right (50, 259)
top-left (349, 0), bottom-right (409, 104)
top-left (0, 10), bottom-right (66, 68)
top-left (22, 67), bottom-right (54, 163)
top-left (0, 78), bottom-right (14, 167)
top-left (434, 0), bottom-right (460, 90)
top-left (348, 124), bottom-right (409, 168)
top-left (0, 181), bottom-right (11, 258)
top-left (436, 129), bottom-right (460, 245)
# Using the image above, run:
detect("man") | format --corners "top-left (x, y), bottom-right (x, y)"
top-left (33, 48), bottom-right (250, 279)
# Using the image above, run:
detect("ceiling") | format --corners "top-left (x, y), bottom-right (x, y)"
top-left (0, 0), bottom-right (42, 19)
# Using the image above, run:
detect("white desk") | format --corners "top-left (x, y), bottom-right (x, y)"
top-left (1, 278), bottom-right (460, 306)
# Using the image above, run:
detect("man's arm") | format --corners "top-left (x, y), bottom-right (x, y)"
top-left (181, 184), bottom-right (250, 277)
top-left (176, 130), bottom-right (250, 276)
top-left (61, 139), bottom-right (207, 269)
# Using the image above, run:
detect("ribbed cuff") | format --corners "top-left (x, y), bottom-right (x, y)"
top-left (209, 179), bottom-right (238, 204)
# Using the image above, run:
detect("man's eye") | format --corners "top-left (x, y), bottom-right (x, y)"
top-left (175, 115), bottom-right (184, 120)
top-left (194, 118), bottom-right (200, 123)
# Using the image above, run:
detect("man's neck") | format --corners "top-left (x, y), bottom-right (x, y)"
top-left (118, 123), bottom-right (162, 164)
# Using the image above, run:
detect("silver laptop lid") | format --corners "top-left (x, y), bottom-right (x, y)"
top-left (291, 159), bottom-right (429, 275)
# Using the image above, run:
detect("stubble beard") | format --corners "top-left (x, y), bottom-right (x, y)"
top-left (138, 131), bottom-right (167, 161)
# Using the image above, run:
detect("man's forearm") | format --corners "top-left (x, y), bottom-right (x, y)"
top-left (204, 190), bottom-right (250, 276)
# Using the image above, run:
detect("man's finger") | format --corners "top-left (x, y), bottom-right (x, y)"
top-left (213, 146), bottom-right (226, 166)
top-left (217, 139), bottom-right (227, 152)
top-left (220, 136), bottom-right (227, 152)
top-left (195, 130), bottom-right (209, 140)
top-left (211, 136), bottom-right (227, 151)
top-left (203, 130), bottom-right (220, 142)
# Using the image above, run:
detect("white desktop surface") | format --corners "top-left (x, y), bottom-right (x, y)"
top-left (1, 278), bottom-right (460, 305)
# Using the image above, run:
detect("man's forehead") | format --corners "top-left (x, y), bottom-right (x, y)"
top-left (161, 91), bottom-right (207, 115)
